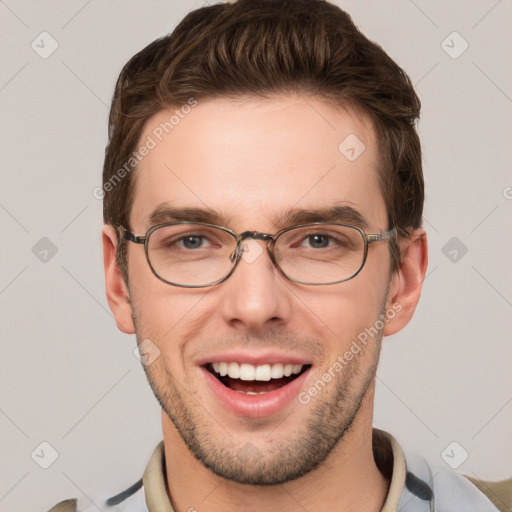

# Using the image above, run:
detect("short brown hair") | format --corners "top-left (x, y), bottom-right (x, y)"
top-left (103, 0), bottom-right (423, 280)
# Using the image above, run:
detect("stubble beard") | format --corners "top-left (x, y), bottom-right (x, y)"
top-left (134, 317), bottom-right (384, 486)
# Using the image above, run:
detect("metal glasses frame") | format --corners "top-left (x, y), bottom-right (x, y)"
top-left (118, 221), bottom-right (396, 288)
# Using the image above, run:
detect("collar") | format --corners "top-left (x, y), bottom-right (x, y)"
top-left (374, 428), bottom-right (407, 511)
top-left (142, 428), bottom-right (407, 512)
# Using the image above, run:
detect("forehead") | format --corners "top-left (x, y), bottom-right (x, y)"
top-left (130, 95), bottom-right (386, 231)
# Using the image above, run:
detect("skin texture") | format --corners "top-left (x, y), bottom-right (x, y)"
top-left (103, 94), bottom-right (428, 512)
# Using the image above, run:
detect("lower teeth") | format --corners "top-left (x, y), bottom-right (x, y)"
top-left (238, 390), bottom-right (268, 395)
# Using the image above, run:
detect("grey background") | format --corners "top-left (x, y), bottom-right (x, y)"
top-left (0, 1), bottom-right (511, 511)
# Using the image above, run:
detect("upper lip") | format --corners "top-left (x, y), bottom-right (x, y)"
top-left (195, 351), bottom-right (313, 367)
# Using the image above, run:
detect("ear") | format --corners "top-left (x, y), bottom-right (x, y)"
top-left (102, 225), bottom-right (135, 334)
top-left (383, 228), bottom-right (428, 336)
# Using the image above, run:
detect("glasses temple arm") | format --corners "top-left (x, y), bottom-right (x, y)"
top-left (366, 227), bottom-right (397, 243)
top-left (117, 226), bottom-right (146, 245)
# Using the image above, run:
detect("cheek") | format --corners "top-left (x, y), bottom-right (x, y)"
top-left (126, 255), bottom-right (205, 358)
top-left (132, 288), bottom-right (203, 340)
top-left (130, 292), bottom-right (189, 382)
top-left (127, 245), bottom-right (193, 323)
top-left (297, 280), bottom-right (387, 349)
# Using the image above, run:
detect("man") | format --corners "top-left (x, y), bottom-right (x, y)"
top-left (48, 0), bottom-right (510, 510)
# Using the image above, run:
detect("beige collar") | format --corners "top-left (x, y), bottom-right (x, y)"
top-left (375, 429), bottom-right (407, 512)
top-left (143, 428), bottom-right (407, 512)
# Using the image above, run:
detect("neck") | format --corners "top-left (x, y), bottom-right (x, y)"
top-left (162, 391), bottom-right (389, 512)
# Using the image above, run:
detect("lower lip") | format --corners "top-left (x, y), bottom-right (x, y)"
top-left (201, 367), bottom-right (310, 418)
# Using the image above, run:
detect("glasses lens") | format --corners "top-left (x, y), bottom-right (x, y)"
top-left (147, 224), bottom-right (236, 286)
top-left (274, 224), bottom-right (365, 284)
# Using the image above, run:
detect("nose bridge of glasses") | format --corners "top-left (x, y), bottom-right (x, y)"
top-left (229, 231), bottom-right (275, 264)
top-left (238, 231), bottom-right (274, 243)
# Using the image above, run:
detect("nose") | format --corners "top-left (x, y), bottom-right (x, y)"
top-left (219, 239), bottom-right (292, 333)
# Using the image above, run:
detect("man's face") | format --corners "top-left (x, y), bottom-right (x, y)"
top-left (122, 95), bottom-right (394, 484)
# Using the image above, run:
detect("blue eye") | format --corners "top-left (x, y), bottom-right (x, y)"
top-left (179, 235), bottom-right (206, 249)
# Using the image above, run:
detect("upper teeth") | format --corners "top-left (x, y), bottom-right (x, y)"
top-left (212, 362), bottom-right (303, 381)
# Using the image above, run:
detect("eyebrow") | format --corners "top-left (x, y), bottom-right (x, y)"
top-left (147, 205), bottom-right (231, 228)
top-left (276, 204), bottom-right (369, 230)
top-left (146, 202), bottom-right (369, 231)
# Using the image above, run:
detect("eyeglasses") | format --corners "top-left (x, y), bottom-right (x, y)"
top-left (118, 222), bottom-right (395, 288)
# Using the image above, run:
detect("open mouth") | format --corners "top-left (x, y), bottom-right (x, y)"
top-left (205, 362), bottom-right (311, 395)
